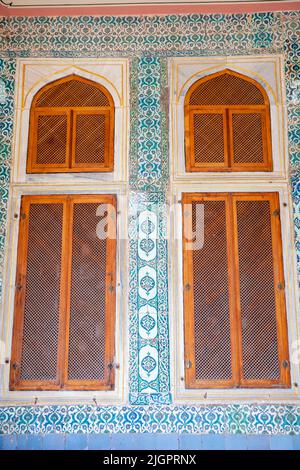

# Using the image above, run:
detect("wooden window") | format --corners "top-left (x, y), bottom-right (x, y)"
top-left (27, 75), bottom-right (114, 173)
top-left (10, 194), bottom-right (116, 391)
top-left (184, 69), bottom-right (272, 172)
top-left (182, 192), bottom-right (290, 389)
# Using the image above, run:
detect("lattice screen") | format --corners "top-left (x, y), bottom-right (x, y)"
top-left (27, 75), bottom-right (114, 173)
top-left (68, 203), bottom-right (107, 382)
top-left (236, 199), bottom-right (280, 382)
top-left (10, 195), bottom-right (116, 391)
top-left (36, 77), bottom-right (110, 108)
top-left (19, 203), bottom-right (63, 383)
top-left (185, 70), bottom-right (272, 172)
top-left (192, 199), bottom-right (232, 382)
top-left (193, 113), bottom-right (225, 164)
top-left (183, 192), bottom-right (290, 389)
top-left (74, 113), bottom-right (106, 165)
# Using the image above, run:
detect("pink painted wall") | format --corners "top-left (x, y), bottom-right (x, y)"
top-left (0, 1), bottom-right (299, 18)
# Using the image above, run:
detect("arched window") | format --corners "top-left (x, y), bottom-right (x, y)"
top-left (184, 69), bottom-right (272, 172)
top-left (27, 75), bottom-right (114, 173)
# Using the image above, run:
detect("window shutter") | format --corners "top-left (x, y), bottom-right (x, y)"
top-left (66, 198), bottom-right (116, 389)
top-left (27, 75), bottom-right (114, 174)
top-left (72, 110), bottom-right (112, 169)
top-left (189, 110), bottom-right (227, 170)
top-left (10, 194), bottom-right (116, 391)
top-left (34, 110), bottom-right (70, 169)
top-left (182, 192), bottom-right (290, 389)
top-left (183, 195), bottom-right (234, 388)
top-left (233, 194), bottom-right (290, 386)
top-left (184, 69), bottom-right (272, 172)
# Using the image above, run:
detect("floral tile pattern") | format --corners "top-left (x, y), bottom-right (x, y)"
top-left (0, 11), bottom-right (299, 433)
top-left (0, 404), bottom-right (299, 435)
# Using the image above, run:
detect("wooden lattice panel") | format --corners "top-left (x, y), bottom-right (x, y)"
top-left (231, 112), bottom-right (264, 165)
top-left (193, 113), bottom-right (225, 165)
top-left (36, 113), bottom-right (68, 166)
top-left (27, 75), bottom-right (114, 173)
top-left (19, 202), bottom-right (63, 384)
top-left (74, 112), bottom-right (107, 166)
top-left (36, 76), bottom-right (110, 108)
top-left (235, 198), bottom-right (281, 384)
top-left (184, 69), bottom-right (272, 172)
top-left (189, 72), bottom-right (265, 106)
top-left (10, 195), bottom-right (117, 391)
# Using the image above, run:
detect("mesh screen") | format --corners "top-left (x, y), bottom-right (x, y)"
top-left (75, 114), bottom-right (106, 165)
top-left (189, 73), bottom-right (265, 106)
top-left (20, 203), bottom-right (63, 381)
top-left (192, 200), bottom-right (232, 381)
top-left (36, 78), bottom-right (110, 108)
top-left (193, 113), bottom-right (225, 164)
top-left (68, 203), bottom-right (107, 381)
top-left (232, 113), bottom-right (264, 164)
top-left (236, 200), bottom-right (280, 381)
top-left (36, 114), bottom-right (67, 165)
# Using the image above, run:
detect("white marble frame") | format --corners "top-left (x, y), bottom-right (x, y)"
top-left (11, 58), bottom-right (129, 185)
top-left (0, 184), bottom-right (129, 405)
top-left (169, 182), bottom-right (300, 403)
top-left (168, 54), bottom-right (300, 402)
top-left (169, 54), bottom-right (289, 182)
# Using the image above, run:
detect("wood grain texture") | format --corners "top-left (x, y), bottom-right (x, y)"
top-left (10, 194), bottom-right (117, 391)
top-left (27, 75), bottom-right (114, 174)
top-left (184, 69), bottom-right (273, 173)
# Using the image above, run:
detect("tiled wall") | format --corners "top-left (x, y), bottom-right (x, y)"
top-left (1, 432), bottom-right (300, 450)
top-left (0, 11), bottom-right (299, 440)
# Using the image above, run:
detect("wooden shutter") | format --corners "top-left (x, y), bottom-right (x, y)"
top-left (184, 69), bottom-right (272, 172)
top-left (182, 192), bottom-right (290, 389)
top-left (27, 75), bottom-right (114, 174)
top-left (10, 194), bottom-right (116, 391)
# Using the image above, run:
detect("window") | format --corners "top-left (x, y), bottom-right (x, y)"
top-left (27, 75), bottom-right (114, 173)
top-left (184, 69), bottom-right (272, 172)
top-left (10, 194), bottom-right (116, 391)
top-left (182, 192), bottom-right (290, 389)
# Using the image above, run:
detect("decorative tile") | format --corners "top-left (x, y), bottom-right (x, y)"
top-left (0, 10), bottom-right (299, 433)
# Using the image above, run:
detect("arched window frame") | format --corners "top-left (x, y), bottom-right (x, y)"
top-left (184, 69), bottom-right (273, 172)
top-left (27, 74), bottom-right (115, 174)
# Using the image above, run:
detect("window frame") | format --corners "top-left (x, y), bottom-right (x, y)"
top-left (182, 191), bottom-right (290, 390)
top-left (27, 75), bottom-right (115, 174)
top-left (9, 194), bottom-right (117, 392)
top-left (184, 70), bottom-right (273, 173)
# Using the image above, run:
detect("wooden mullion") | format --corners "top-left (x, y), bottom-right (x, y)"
top-left (224, 107), bottom-right (231, 169)
top-left (231, 194), bottom-right (245, 387)
top-left (227, 194), bottom-right (243, 387)
top-left (60, 196), bottom-right (74, 387)
top-left (269, 194), bottom-right (290, 387)
top-left (103, 195), bottom-right (117, 389)
top-left (56, 196), bottom-right (72, 389)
